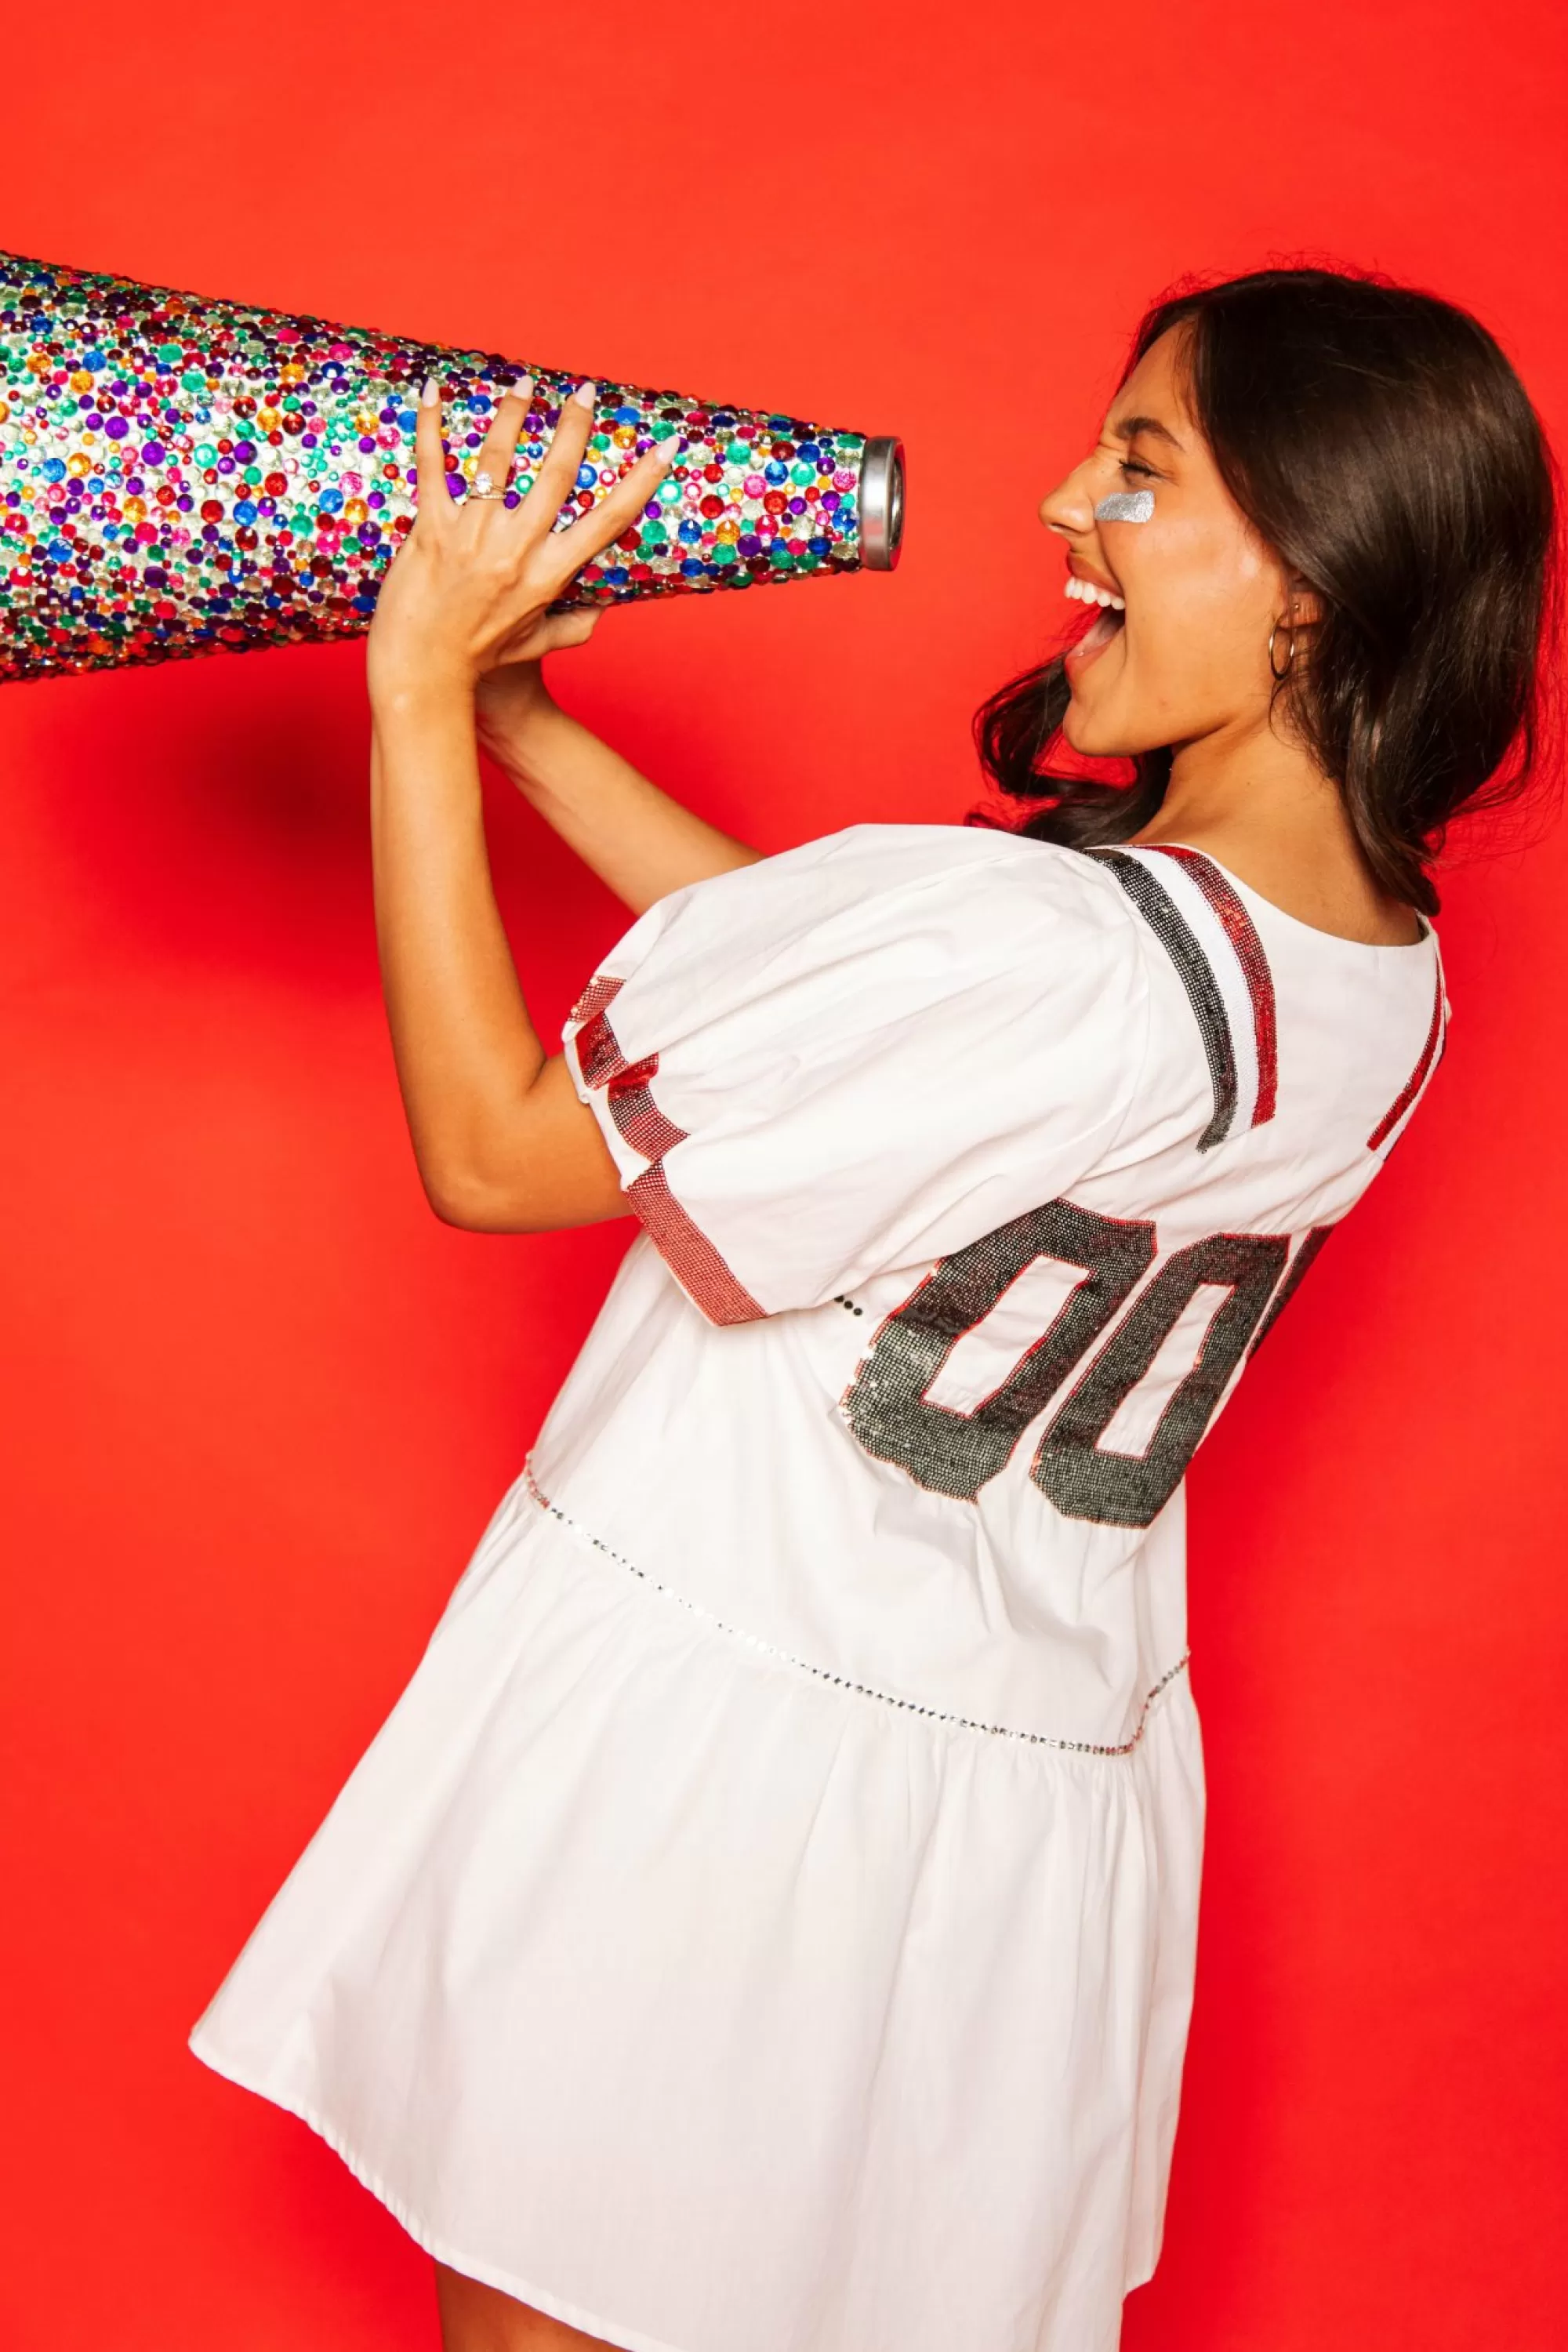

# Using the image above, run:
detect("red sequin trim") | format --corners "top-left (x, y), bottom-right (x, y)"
top-left (1367, 971), bottom-right (1446, 1151)
top-left (626, 1163), bottom-right (767, 1326)
top-left (567, 971), bottom-right (766, 1325)
top-left (567, 971), bottom-right (627, 1028)
top-left (606, 1060), bottom-right (687, 1163)
top-left (574, 1002), bottom-right (628, 1088)
top-left (1147, 846), bottom-right (1279, 1126)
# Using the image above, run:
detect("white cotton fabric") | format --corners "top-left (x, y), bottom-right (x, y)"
top-left (564, 822), bottom-right (1152, 1312)
top-left (191, 823), bottom-right (1448, 2352)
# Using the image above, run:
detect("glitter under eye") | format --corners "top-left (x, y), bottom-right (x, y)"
top-left (0, 248), bottom-right (902, 683)
top-left (1094, 489), bottom-right (1155, 524)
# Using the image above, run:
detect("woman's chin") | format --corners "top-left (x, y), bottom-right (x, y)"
top-left (1062, 677), bottom-right (1161, 762)
top-left (1062, 696), bottom-right (1124, 757)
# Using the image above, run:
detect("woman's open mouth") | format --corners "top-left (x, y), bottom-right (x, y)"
top-left (1065, 572), bottom-right (1124, 612)
top-left (1064, 601), bottom-right (1126, 672)
top-left (1062, 568), bottom-right (1127, 676)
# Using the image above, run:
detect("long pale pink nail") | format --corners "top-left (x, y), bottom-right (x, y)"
top-left (510, 375), bottom-right (534, 401)
top-left (572, 380), bottom-right (597, 411)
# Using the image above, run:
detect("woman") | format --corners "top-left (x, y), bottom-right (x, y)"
top-left (190, 267), bottom-right (1557, 2352)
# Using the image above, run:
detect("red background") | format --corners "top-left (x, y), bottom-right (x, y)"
top-left (2, 5), bottom-right (1565, 2347)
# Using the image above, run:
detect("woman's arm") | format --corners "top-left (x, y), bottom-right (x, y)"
top-left (365, 373), bottom-right (677, 1233)
top-left (368, 679), bottom-right (625, 1232)
top-left (475, 655), bottom-right (763, 916)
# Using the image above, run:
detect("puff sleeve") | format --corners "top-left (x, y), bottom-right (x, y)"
top-left (561, 822), bottom-right (1152, 1323)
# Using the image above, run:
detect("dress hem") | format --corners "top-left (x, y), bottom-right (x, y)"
top-left (191, 2023), bottom-right (1155, 2331)
top-left (187, 2026), bottom-right (701, 2352)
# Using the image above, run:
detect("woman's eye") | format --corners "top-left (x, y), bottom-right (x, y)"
top-left (1120, 457), bottom-right (1156, 480)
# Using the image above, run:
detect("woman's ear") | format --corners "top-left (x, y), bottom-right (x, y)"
top-left (1285, 572), bottom-right (1326, 630)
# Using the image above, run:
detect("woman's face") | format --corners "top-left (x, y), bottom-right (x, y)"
top-left (1038, 326), bottom-right (1316, 757)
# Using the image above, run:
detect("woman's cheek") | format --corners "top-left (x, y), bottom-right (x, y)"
top-left (1140, 638), bottom-right (1200, 732)
top-left (1159, 539), bottom-right (1249, 665)
top-left (1122, 597), bottom-right (1218, 734)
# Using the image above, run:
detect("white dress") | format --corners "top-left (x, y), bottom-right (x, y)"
top-left (191, 823), bottom-right (1449, 2352)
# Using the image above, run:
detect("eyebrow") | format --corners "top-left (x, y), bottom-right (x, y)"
top-left (1108, 411), bottom-right (1185, 452)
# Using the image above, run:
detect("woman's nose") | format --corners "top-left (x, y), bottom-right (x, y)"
top-left (1038, 462), bottom-right (1097, 537)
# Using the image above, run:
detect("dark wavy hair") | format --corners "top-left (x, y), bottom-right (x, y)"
top-left (971, 263), bottom-right (1562, 916)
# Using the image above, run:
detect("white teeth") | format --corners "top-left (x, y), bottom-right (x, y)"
top-left (1063, 576), bottom-right (1125, 610)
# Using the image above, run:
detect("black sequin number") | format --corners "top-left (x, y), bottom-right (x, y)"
top-left (841, 1200), bottom-right (1155, 1504)
top-left (1031, 1229), bottom-right (1288, 1526)
top-left (843, 1203), bottom-right (1290, 1527)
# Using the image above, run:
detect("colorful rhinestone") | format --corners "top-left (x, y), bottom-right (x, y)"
top-left (0, 248), bottom-right (905, 684)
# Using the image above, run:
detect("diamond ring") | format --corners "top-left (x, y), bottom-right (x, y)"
top-left (469, 469), bottom-right (505, 501)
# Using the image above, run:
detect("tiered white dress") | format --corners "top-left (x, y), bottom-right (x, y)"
top-left (191, 823), bottom-right (1447, 2352)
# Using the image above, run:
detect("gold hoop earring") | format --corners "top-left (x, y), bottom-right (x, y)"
top-left (1267, 615), bottom-right (1297, 679)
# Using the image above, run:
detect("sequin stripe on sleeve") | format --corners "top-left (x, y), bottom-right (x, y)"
top-left (1367, 967), bottom-right (1447, 1152)
top-left (566, 973), bottom-right (767, 1326)
top-left (1144, 845), bottom-right (1278, 1124)
top-left (567, 971), bottom-right (630, 1034)
top-left (622, 1163), bottom-right (766, 1324)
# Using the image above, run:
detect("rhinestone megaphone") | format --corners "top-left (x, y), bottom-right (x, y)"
top-left (0, 248), bottom-right (906, 685)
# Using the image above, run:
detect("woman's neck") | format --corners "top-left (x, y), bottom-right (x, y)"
top-left (1130, 715), bottom-right (1425, 947)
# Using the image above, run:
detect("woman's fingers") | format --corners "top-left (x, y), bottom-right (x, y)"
top-left (412, 376), bottom-right (452, 528)
top-left (399, 374), bottom-right (668, 659)
top-left (519, 379), bottom-right (603, 533)
top-left (545, 436), bottom-right (681, 590)
top-left (491, 603), bottom-right (602, 668)
top-left (541, 607), bottom-right (601, 651)
top-left (470, 375), bottom-right (535, 501)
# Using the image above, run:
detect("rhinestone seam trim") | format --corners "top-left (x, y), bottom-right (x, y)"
top-left (521, 1460), bottom-right (1190, 1756)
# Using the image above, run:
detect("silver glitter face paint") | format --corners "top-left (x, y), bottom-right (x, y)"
top-left (1094, 489), bottom-right (1155, 524)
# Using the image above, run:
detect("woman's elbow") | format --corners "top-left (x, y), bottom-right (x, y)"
top-left (417, 1154), bottom-right (529, 1233)
top-left (410, 1087), bottom-right (627, 1233)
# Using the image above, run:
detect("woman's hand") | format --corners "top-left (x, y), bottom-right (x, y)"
top-left (365, 372), bottom-right (677, 710)
top-left (474, 643), bottom-right (584, 772)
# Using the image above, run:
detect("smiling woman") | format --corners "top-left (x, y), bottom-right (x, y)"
top-left (186, 263), bottom-right (1559, 2352)
top-left (976, 267), bottom-right (1559, 937)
